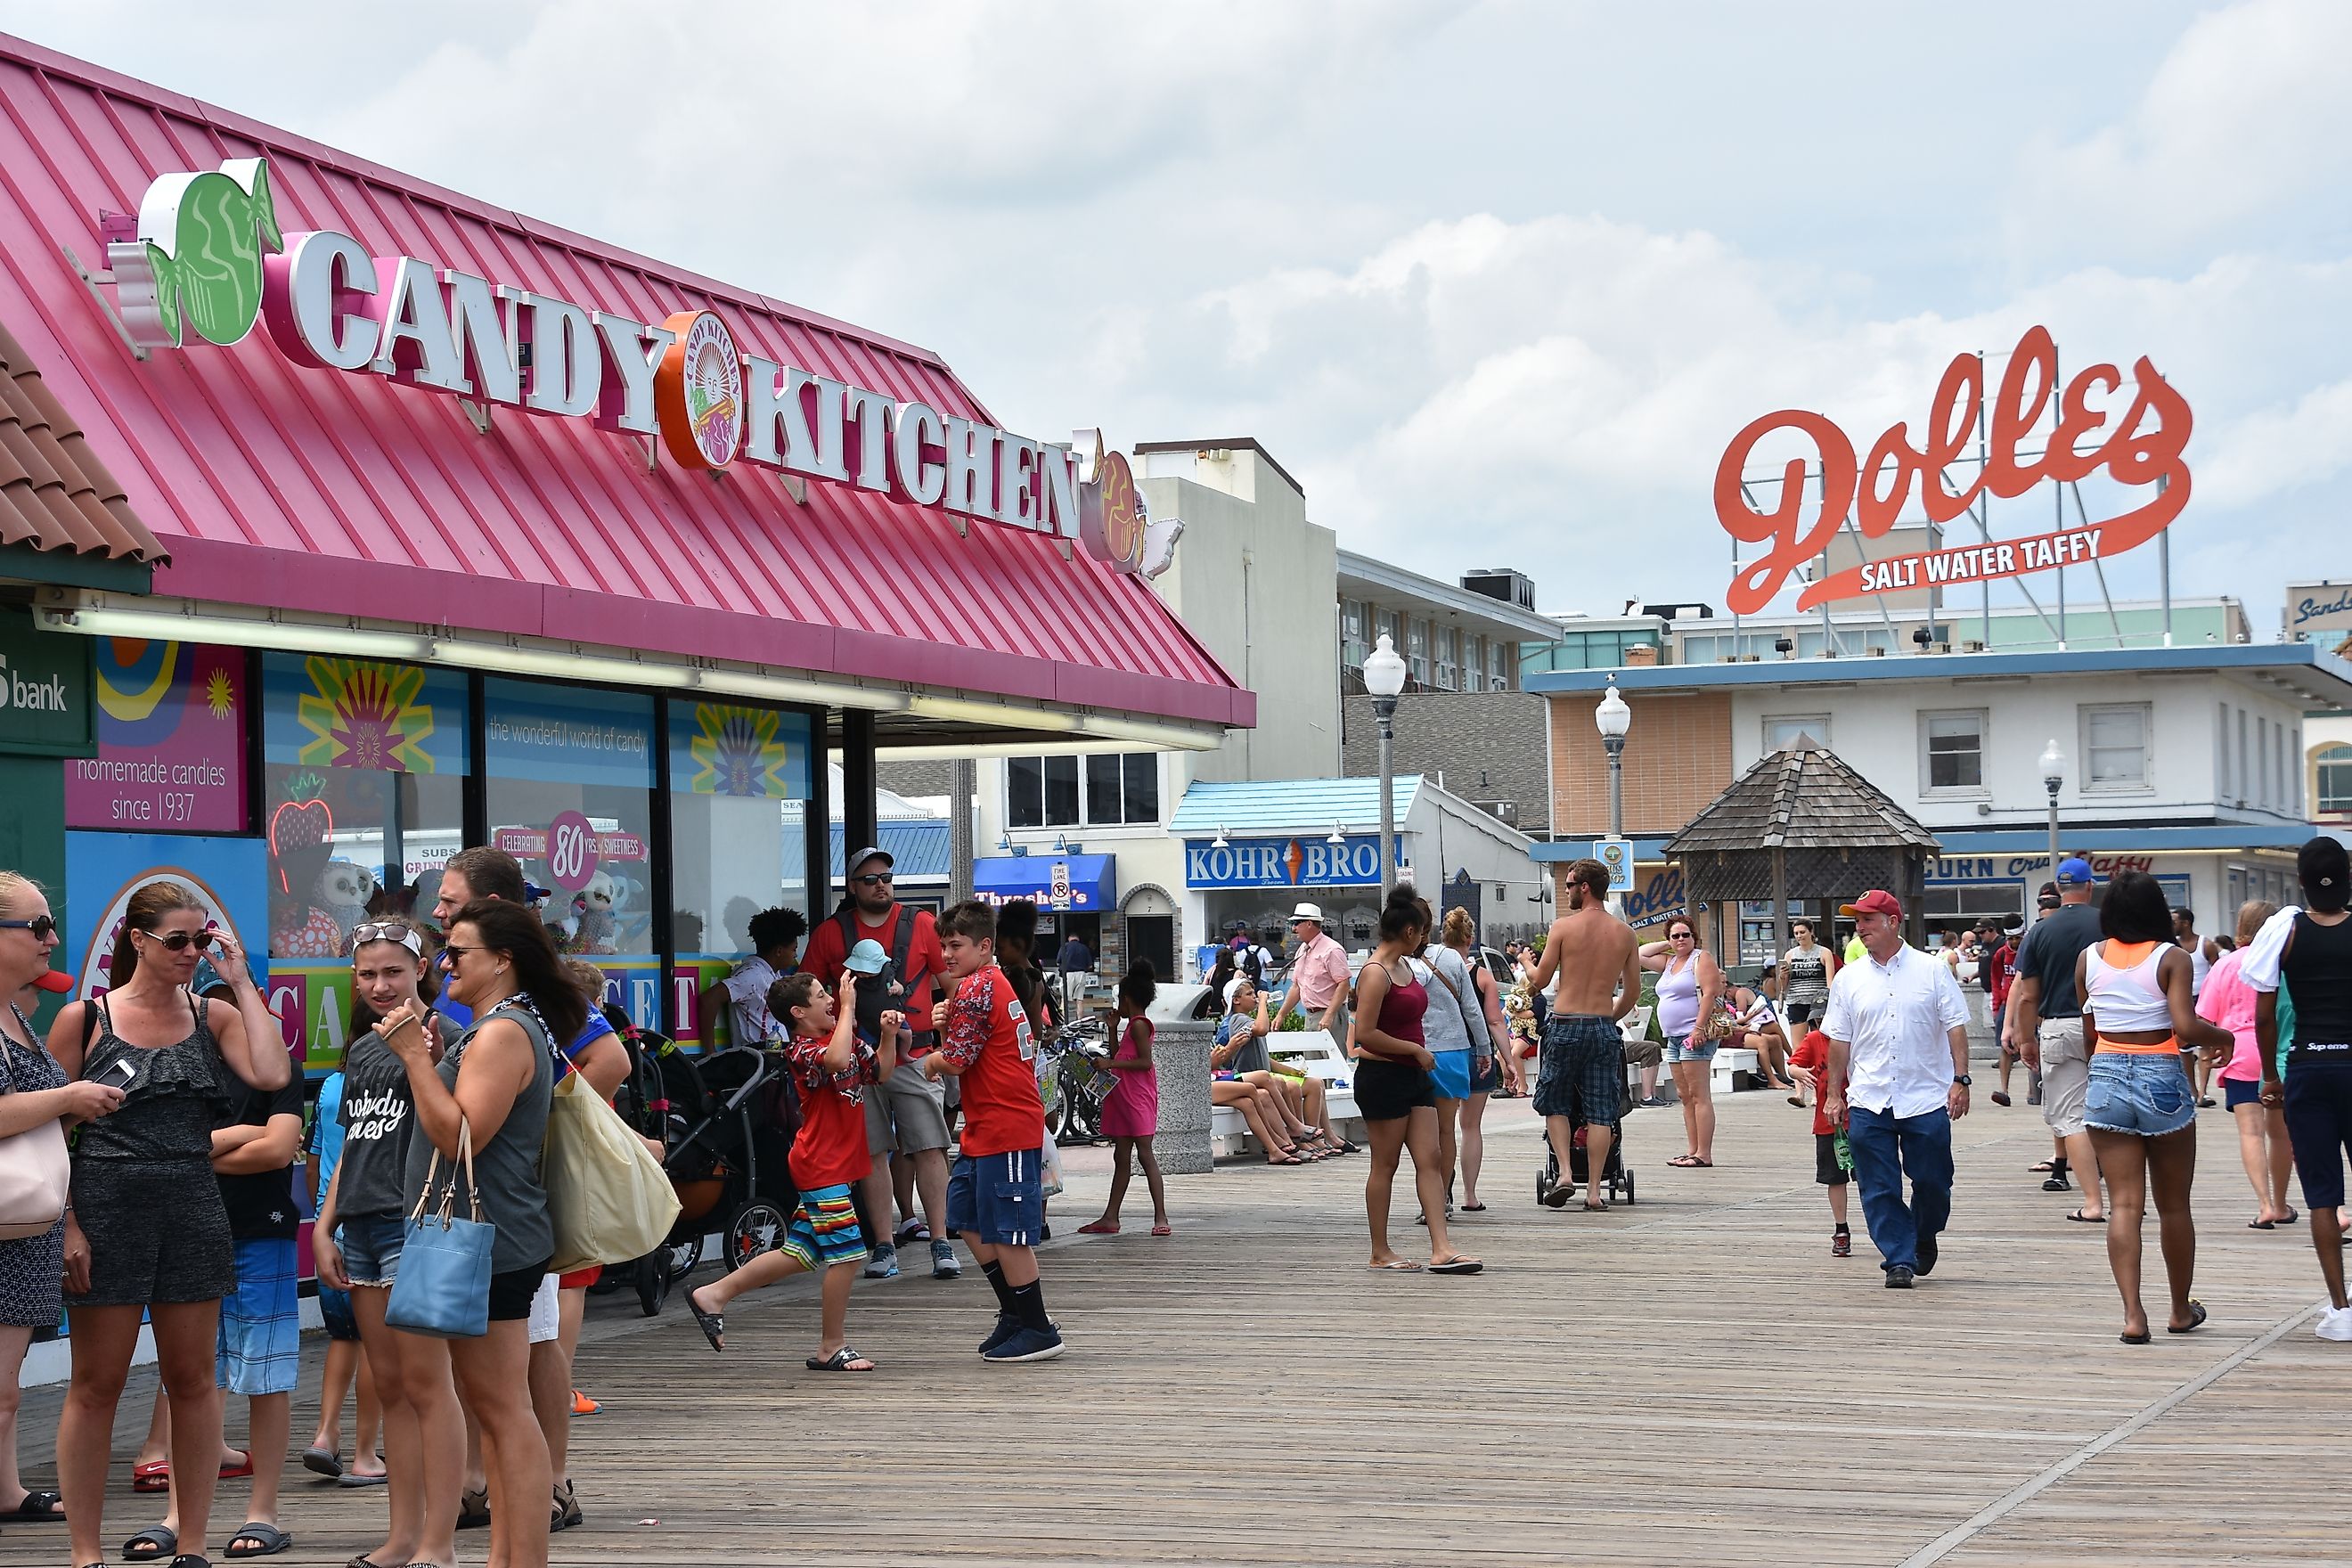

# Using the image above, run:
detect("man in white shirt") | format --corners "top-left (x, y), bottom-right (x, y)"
top-left (1822, 889), bottom-right (1973, 1289)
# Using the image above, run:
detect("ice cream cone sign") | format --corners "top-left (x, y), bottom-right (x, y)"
top-left (1073, 430), bottom-right (1182, 579)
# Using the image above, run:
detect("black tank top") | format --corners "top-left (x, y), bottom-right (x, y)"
top-left (2282, 912), bottom-right (2352, 1066)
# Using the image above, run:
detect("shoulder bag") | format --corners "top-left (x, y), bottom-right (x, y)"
top-left (541, 1068), bottom-right (680, 1275)
top-left (0, 1033), bottom-right (69, 1242)
top-left (1424, 951), bottom-right (1492, 1056)
top-left (386, 1119), bottom-right (495, 1340)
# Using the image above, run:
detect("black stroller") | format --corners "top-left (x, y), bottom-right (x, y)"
top-left (1531, 1039), bottom-right (1637, 1208)
top-left (613, 1034), bottom-right (799, 1317)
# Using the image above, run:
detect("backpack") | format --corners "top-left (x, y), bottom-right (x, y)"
top-left (834, 907), bottom-right (930, 1042)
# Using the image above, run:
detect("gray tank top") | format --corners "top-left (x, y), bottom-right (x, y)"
top-left (404, 998), bottom-right (553, 1274)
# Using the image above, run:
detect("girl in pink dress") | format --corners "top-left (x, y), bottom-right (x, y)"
top-left (1080, 965), bottom-right (1171, 1237)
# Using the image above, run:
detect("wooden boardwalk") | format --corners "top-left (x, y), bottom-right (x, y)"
top-left (12, 1090), bottom-right (2345, 1566)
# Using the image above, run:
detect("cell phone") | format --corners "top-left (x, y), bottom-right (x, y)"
top-left (102, 1058), bottom-right (139, 1089)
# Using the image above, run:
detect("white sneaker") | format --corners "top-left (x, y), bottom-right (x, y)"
top-left (2316, 1306), bottom-right (2352, 1342)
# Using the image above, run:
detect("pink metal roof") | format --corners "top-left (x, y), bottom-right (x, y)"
top-left (0, 35), bottom-right (1251, 729)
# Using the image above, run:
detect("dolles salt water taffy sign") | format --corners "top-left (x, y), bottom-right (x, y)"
top-left (1712, 324), bottom-right (2193, 613)
top-left (100, 158), bottom-right (1169, 575)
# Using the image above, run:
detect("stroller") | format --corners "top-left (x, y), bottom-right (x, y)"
top-left (1531, 1037), bottom-right (1637, 1208)
top-left (613, 1033), bottom-right (800, 1317)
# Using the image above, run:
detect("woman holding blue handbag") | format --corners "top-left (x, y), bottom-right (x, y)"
top-left (379, 898), bottom-right (576, 1568)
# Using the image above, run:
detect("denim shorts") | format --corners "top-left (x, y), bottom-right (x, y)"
top-left (336, 1213), bottom-right (406, 1288)
top-left (1429, 1048), bottom-right (1472, 1100)
top-left (947, 1148), bottom-right (1044, 1247)
top-left (2083, 1050), bottom-right (2196, 1138)
top-left (1663, 1033), bottom-right (1719, 1065)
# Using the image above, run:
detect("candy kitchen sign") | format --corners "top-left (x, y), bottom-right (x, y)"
top-left (100, 159), bottom-right (1171, 576)
top-left (1713, 325), bottom-right (2193, 613)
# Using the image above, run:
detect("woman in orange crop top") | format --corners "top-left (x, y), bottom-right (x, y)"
top-left (2074, 870), bottom-right (2235, 1343)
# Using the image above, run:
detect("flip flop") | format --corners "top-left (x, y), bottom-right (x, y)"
top-left (2119, 1327), bottom-right (2152, 1344)
top-left (2249, 1218), bottom-right (2277, 1229)
top-left (300, 1446), bottom-right (342, 1479)
top-left (1075, 1220), bottom-right (1119, 1235)
top-left (335, 1470), bottom-right (388, 1489)
top-left (1582, 1199), bottom-right (1609, 1212)
top-left (1150, 1222), bottom-right (1173, 1236)
top-left (1368, 1260), bottom-right (1422, 1271)
top-left (2029, 1160), bottom-right (2059, 1172)
top-left (2167, 1300), bottom-right (2209, 1335)
top-left (1666, 1155), bottom-right (1703, 1167)
top-left (121, 1525), bottom-right (176, 1562)
top-left (225, 1521), bottom-right (292, 1558)
top-left (1428, 1256), bottom-right (1484, 1275)
top-left (2281, 1208), bottom-right (2300, 1223)
top-left (806, 1345), bottom-right (878, 1372)
top-left (1460, 1202), bottom-right (1488, 1212)
top-left (0, 1489), bottom-right (63, 1520)
top-left (2065, 1209), bottom-right (2107, 1223)
top-left (218, 1448), bottom-right (255, 1481)
top-left (686, 1291), bottom-right (726, 1353)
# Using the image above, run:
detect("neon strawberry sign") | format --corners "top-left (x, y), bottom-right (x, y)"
top-left (1712, 325), bottom-right (2193, 613)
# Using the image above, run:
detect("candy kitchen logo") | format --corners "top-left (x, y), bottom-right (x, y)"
top-left (1712, 325), bottom-right (2193, 613)
top-left (1071, 430), bottom-right (1182, 579)
top-left (102, 158), bottom-right (1136, 566)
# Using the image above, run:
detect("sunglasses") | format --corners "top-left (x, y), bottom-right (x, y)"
top-left (0, 916), bottom-right (59, 941)
top-left (853, 873), bottom-right (894, 886)
top-left (440, 943), bottom-right (485, 963)
top-left (135, 927), bottom-right (217, 952)
top-left (350, 922), bottom-right (425, 958)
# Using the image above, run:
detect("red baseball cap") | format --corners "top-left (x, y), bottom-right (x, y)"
top-left (29, 969), bottom-right (72, 994)
top-left (1839, 889), bottom-right (1903, 919)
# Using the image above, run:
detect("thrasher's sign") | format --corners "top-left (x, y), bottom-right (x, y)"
top-left (1712, 325), bottom-right (2192, 614)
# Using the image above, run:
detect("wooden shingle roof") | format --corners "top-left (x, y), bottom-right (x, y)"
top-left (1665, 738), bottom-right (1940, 855)
top-left (0, 321), bottom-right (168, 565)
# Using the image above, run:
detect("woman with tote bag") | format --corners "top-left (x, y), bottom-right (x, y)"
top-left (379, 897), bottom-right (577, 1568)
top-left (0, 872), bottom-right (125, 1528)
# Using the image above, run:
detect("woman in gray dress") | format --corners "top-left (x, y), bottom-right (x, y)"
top-left (0, 873), bottom-right (127, 1529)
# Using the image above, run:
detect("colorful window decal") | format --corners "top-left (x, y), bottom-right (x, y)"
top-left (671, 701), bottom-right (811, 800)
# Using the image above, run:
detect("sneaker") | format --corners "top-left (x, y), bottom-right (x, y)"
top-left (982, 1324), bottom-right (1067, 1362)
top-left (568, 1388), bottom-right (600, 1417)
top-left (1915, 1234), bottom-right (1939, 1277)
top-left (978, 1313), bottom-right (1021, 1356)
top-left (930, 1240), bottom-right (960, 1278)
top-left (2317, 1306), bottom-right (2352, 1343)
top-left (862, 1244), bottom-right (900, 1280)
top-left (1831, 1229), bottom-right (1851, 1258)
top-left (1884, 1264), bottom-right (1915, 1289)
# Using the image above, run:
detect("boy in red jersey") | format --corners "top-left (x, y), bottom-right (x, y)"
top-left (1786, 1025), bottom-right (1853, 1256)
top-left (687, 968), bottom-right (899, 1369)
top-left (924, 901), bottom-right (1063, 1362)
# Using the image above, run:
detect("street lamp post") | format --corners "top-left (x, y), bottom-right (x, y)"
top-left (2039, 739), bottom-right (2066, 883)
top-left (1364, 632), bottom-right (1409, 890)
top-left (1595, 676), bottom-right (1631, 838)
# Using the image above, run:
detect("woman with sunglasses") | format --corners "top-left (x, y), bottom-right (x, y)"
top-left (49, 879), bottom-right (289, 1568)
top-left (0, 874), bottom-right (126, 1534)
top-left (1642, 918), bottom-right (1725, 1168)
top-left (313, 918), bottom-right (467, 1568)
top-left (379, 898), bottom-right (581, 1568)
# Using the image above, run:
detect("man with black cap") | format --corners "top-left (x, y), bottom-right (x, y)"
top-left (1822, 888), bottom-right (1972, 1288)
top-left (804, 847), bottom-right (955, 1279)
top-left (2011, 858), bottom-right (2108, 1217)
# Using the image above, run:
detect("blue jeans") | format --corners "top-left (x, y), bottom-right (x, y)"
top-left (1845, 1105), bottom-right (1954, 1273)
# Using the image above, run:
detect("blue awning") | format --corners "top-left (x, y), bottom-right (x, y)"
top-left (972, 854), bottom-right (1117, 911)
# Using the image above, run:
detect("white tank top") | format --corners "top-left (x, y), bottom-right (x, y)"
top-left (2084, 942), bottom-right (2173, 1033)
top-left (2187, 938), bottom-right (2211, 996)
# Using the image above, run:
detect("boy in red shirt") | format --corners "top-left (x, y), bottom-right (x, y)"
top-left (1786, 1025), bottom-right (1852, 1256)
top-left (687, 969), bottom-right (901, 1368)
top-left (923, 900), bottom-right (1063, 1362)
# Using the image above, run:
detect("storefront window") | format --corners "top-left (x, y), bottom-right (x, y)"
top-left (1082, 754), bottom-right (1160, 825)
top-left (668, 699), bottom-right (813, 1046)
top-left (261, 654), bottom-right (468, 1067)
top-left (2318, 746), bottom-right (2352, 814)
top-left (483, 678), bottom-right (658, 1019)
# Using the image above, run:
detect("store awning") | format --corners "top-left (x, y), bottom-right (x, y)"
top-left (0, 320), bottom-right (167, 588)
top-left (972, 854), bottom-right (1116, 911)
top-left (0, 36), bottom-right (1249, 735)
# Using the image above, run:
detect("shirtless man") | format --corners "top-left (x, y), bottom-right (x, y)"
top-left (1525, 858), bottom-right (1644, 1210)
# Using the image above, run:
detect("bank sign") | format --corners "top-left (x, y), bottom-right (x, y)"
top-left (1185, 836), bottom-right (1383, 889)
top-left (0, 609), bottom-right (93, 755)
top-left (101, 159), bottom-right (1164, 576)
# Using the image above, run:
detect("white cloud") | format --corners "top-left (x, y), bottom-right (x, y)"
top-left (2197, 379), bottom-right (2352, 508)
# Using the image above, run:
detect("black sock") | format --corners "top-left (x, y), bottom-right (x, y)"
top-left (1833, 1222), bottom-right (1849, 1232)
top-left (1008, 1278), bottom-right (1051, 1333)
top-left (980, 1260), bottom-right (1016, 1315)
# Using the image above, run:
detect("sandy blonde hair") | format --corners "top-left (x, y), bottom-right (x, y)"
top-left (0, 871), bottom-right (40, 918)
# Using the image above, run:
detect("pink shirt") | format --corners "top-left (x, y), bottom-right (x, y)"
top-left (1290, 931), bottom-right (1352, 1013)
top-left (2195, 947), bottom-right (2260, 1081)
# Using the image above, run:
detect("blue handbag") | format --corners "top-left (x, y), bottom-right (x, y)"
top-left (385, 1118), bottom-right (494, 1340)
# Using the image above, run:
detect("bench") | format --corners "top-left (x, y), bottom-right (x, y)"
top-left (1211, 1032), bottom-right (1366, 1159)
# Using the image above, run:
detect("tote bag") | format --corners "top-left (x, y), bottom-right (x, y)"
top-left (541, 1069), bottom-right (679, 1275)
top-left (0, 1042), bottom-right (69, 1242)
top-left (386, 1120), bottom-right (495, 1340)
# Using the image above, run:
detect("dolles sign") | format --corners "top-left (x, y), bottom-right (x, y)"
top-left (103, 159), bottom-right (1138, 566)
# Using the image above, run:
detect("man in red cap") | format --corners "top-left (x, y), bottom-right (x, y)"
top-left (1821, 889), bottom-right (1972, 1289)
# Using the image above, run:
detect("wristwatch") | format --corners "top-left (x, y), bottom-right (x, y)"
top-left (1952, 1074), bottom-right (1972, 1087)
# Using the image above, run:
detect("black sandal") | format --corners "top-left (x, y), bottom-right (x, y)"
top-left (225, 1522), bottom-right (291, 1558)
top-left (0, 1489), bottom-right (63, 1520)
top-left (687, 1290), bottom-right (726, 1353)
top-left (806, 1345), bottom-right (878, 1372)
top-left (2167, 1300), bottom-right (2209, 1335)
top-left (123, 1525), bottom-right (177, 1562)
top-left (457, 1487), bottom-right (491, 1530)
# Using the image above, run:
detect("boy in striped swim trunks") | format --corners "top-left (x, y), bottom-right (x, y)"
top-left (688, 960), bottom-right (902, 1371)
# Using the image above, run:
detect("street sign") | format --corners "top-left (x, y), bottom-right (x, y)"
top-left (1597, 837), bottom-right (1635, 892)
top-left (1049, 859), bottom-right (1073, 911)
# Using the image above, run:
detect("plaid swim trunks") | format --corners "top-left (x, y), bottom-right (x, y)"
top-left (778, 1183), bottom-right (870, 1272)
top-left (217, 1237), bottom-right (300, 1395)
top-left (1533, 1015), bottom-right (1623, 1128)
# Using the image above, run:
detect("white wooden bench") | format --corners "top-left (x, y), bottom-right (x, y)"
top-left (1211, 1032), bottom-right (1366, 1159)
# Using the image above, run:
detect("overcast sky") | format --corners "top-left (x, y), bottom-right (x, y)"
top-left (6, 0), bottom-right (2348, 627)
